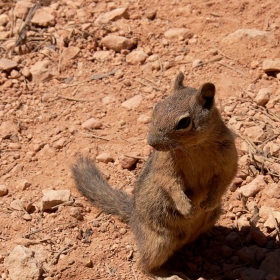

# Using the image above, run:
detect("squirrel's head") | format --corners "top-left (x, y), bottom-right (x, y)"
top-left (148, 71), bottom-right (219, 151)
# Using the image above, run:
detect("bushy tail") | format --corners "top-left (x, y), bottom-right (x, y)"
top-left (72, 157), bottom-right (132, 223)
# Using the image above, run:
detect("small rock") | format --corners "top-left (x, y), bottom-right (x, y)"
top-left (237, 175), bottom-right (266, 197)
top-left (81, 118), bottom-right (102, 130)
top-left (93, 51), bottom-right (111, 60)
top-left (250, 60), bottom-right (259, 69)
top-left (220, 245), bottom-right (232, 259)
top-left (101, 35), bottom-right (136, 52)
top-left (259, 249), bottom-right (280, 277)
top-left (244, 126), bottom-right (264, 141)
top-left (126, 50), bottom-right (148, 65)
top-left (54, 137), bottom-right (67, 149)
top-left (16, 179), bottom-right (31, 190)
top-left (0, 14), bottom-right (9, 26)
top-left (14, 1), bottom-right (34, 19)
top-left (263, 183), bottom-right (280, 199)
top-left (4, 245), bottom-right (42, 280)
top-left (119, 155), bottom-right (138, 169)
top-left (145, 10), bottom-right (157, 20)
top-left (121, 94), bottom-right (143, 109)
top-left (8, 143), bottom-right (21, 150)
top-left (262, 58), bottom-right (280, 72)
top-left (41, 189), bottom-right (71, 211)
top-left (241, 268), bottom-right (266, 280)
top-left (119, 228), bottom-right (127, 235)
top-left (70, 207), bottom-right (83, 221)
top-left (96, 153), bottom-right (114, 163)
top-left (31, 8), bottom-right (55, 27)
top-left (22, 213), bottom-right (32, 221)
top-left (38, 144), bottom-right (55, 158)
top-left (225, 232), bottom-right (239, 243)
top-left (137, 114), bottom-right (151, 124)
top-left (102, 95), bottom-right (117, 105)
top-left (0, 58), bottom-right (18, 71)
top-left (84, 259), bottom-right (93, 268)
top-left (264, 211), bottom-right (280, 230)
top-left (61, 46), bottom-right (80, 63)
top-left (255, 88), bottom-right (271, 106)
top-left (0, 31), bottom-right (10, 40)
top-left (95, 8), bottom-right (129, 25)
top-left (227, 267), bottom-right (247, 279)
top-left (192, 59), bottom-right (203, 68)
top-left (164, 28), bottom-right (193, 39)
top-left (30, 60), bottom-right (54, 83)
top-left (0, 185), bottom-right (8, 197)
top-left (0, 121), bottom-right (18, 139)
top-left (10, 70), bottom-right (20, 78)
top-left (236, 245), bottom-right (267, 266)
top-left (250, 227), bottom-right (267, 246)
top-left (222, 29), bottom-right (272, 44)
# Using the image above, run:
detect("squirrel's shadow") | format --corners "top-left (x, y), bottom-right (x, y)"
top-left (162, 225), bottom-right (276, 280)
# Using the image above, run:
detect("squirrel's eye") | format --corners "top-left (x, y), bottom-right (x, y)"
top-left (176, 116), bottom-right (191, 130)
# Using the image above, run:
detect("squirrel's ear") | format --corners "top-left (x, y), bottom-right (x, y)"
top-left (197, 83), bottom-right (215, 110)
top-left (173, 71), bottom-right (184, 90)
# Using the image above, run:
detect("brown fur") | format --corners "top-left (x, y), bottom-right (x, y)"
top-left (72, 72), bottom-right (238, 277)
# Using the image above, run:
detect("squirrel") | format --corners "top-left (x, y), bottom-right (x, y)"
top-left (72, 72), bottom-right (238, 279)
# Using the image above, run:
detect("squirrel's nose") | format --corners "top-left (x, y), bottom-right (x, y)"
top-left (147, 133), bottom-right (169, 151)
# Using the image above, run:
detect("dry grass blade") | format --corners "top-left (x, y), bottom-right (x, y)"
top-left (15, 4), bottom-right (40, 48)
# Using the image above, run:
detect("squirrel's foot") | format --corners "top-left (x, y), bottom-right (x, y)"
top-left (176, 199), bottom-right (196, 217)
top-left (200, 198), bottom-right (218, 212)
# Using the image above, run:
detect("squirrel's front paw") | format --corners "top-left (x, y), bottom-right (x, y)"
top-left (200, 199), bottom-right (217, 212)
top-left (177, 199), bottom-right (196, 217)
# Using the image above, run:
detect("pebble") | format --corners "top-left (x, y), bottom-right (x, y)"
top-left (236, 245), bottom-right (267, 265)
top-left (240, 268), bottom-right (266, 280)
top-left (126, 50), bottom-right (148, 65)
top-left (255, 88), bottom-right (271, 106)
top-left (262, 58), bottom-right (280, 72)
top-left (61, 46), bottom-right (80, 63)
top-left (250, 227), bottom-right (267, 246)
top-left (54, 137), bottom-right (67, 149)
top-left (96, 153), bottom-right (114, 163)
top-left (145, 10), bottom-right (157, 20)
top-left (121, 94), bottom-right (143, 110)
top-left (0, 120), bottom-right (19, 139)
top-left (259, 249), bottom-right (280, 277)
top-left (4, 245), bottom-right (42, 280)
top-left (119, 155), bottom-right (138, 169)
top-left (95, 8), bottom-right (129, 25)
top-left (192, 59), bottom-right (202, 68)
top-left (41, 189), bottom-right (71, 211)
top-left (0, 58), bottom-right (18, 71)
top-left (31, 8), bottom-right (55, 27)
top-left (0, 185), bottom-right (8, 197)
top-left (220, 245), bottom-right (232, 259)
top-left (9, 142), bottom-right (21, 149)
top-left (222, 29), bottom-right (272, 44)
top-left (101, 35), bottom-right (136, 52)
top-left (70, 207), bottom-right (83, 221)
top-left (81, 118), bottom-right (102, 130)
top-left (137, 114), bottom-right (151, 124)
top-left (164, 28), bottom-right (193, 39)
top-left (30, 60), bottom-right (54, 84)
top-left (244, 126), bottom-right (264, 141)
top-left (15, 179), bottom-right (31, 190)
top-left (14, 1), bottom-right (34, 19)
top-left (93, 51), bottom-right (111, 61)
top-left (84, 259), bottom-right (93, 268)
top-left (0, 14), bottom-right (9, 26)
top-left (264, 211), bottom-right (280, 230)
top-left (263, 182), bottom-right (280, 199)
top-left (237, 175), bottom-right (266, 197)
